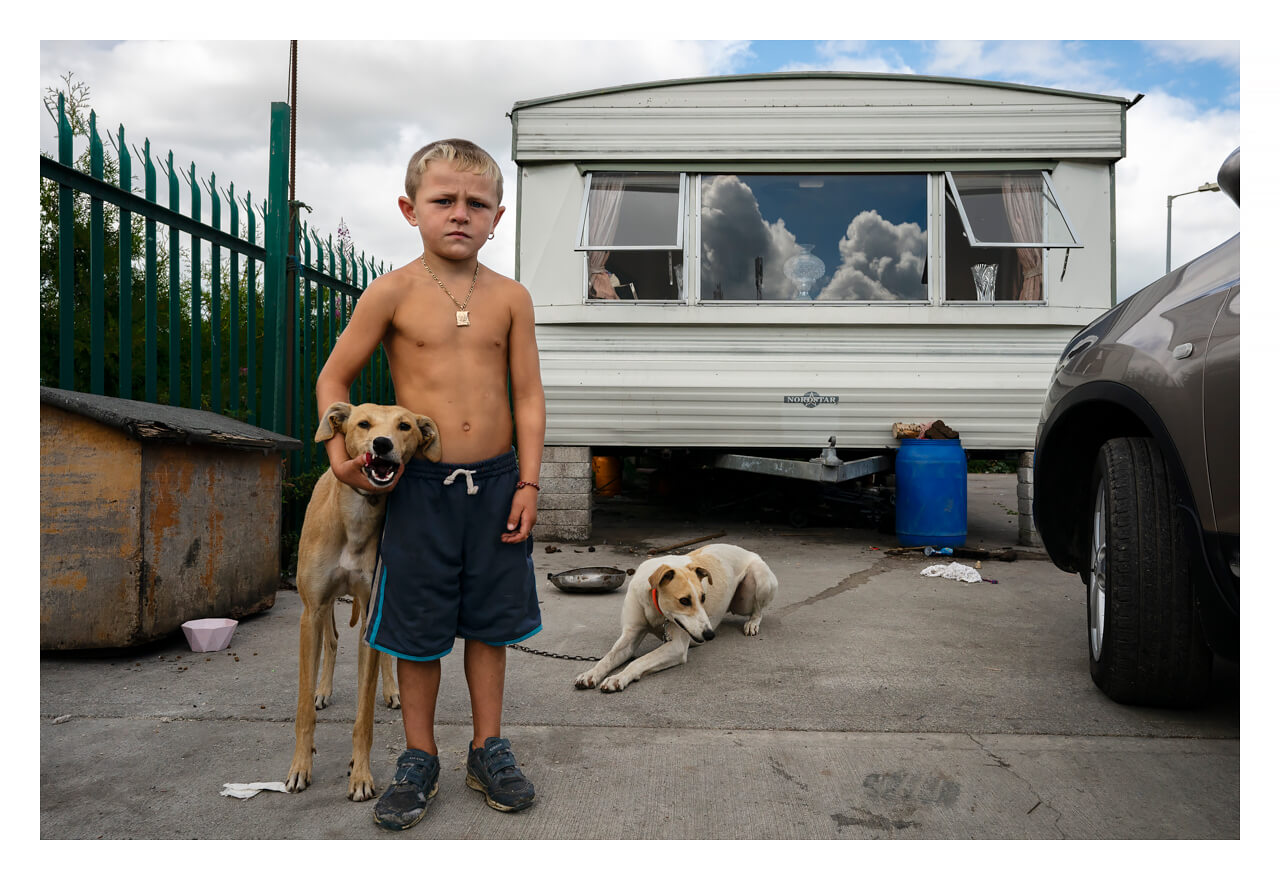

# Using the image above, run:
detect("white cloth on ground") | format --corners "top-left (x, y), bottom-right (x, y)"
top-left (920, 562), bottom-right (983, 583)
top-left (220, 781), bottom-right (291, 799)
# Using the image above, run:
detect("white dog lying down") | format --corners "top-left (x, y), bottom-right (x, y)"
top-left (574, 543), bottom-right (778, 693)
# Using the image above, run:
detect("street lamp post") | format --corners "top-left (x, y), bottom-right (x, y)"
top-left (1166, 182), bottom-right (1222, 273)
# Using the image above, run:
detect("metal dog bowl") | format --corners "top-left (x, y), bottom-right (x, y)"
top-left (547, 567), bottom-right (626, 594)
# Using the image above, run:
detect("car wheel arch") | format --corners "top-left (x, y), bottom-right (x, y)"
top-left (1035, 381), bottom-right (1198, 576)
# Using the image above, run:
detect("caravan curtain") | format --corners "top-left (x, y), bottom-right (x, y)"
top-left (587, 175), bottom-right (626, 295)
top-left (1002, 176), bottom-right (1044, 301)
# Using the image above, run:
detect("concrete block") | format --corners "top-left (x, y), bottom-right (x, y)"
top-left (540, 476), bottom-right (593, 496)
top-left (534, 506), bottom-right (591, 542)
top-left (541, 445), bottom-right (591, 464)
top-left (538, 493), bottom-right (593, 511)
top-left (1018, 513), bottom-right (1043, 547)
top-left (540, 461), bottom-right (593, 480)
top-left (534, 522), bottom-right (589, 542)
top-left (537, 507), bottom-right (591, 527)
top-left (534, 446), bottom-right (593, 541)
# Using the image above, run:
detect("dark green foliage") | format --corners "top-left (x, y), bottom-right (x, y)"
top-left (39, 75), bottom-right (268, 413)
top-left (967, 457), bottom-right (1016, 474)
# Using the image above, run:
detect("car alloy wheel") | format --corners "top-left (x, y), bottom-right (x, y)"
top-left (1089, 480), bottom-right (1106, 663)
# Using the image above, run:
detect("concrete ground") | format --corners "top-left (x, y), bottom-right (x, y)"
top-left (39, 474), bottom-right (1240, 840)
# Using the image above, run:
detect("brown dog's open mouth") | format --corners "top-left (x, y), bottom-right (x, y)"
top-left (361, 454), bottom-right (400, 488)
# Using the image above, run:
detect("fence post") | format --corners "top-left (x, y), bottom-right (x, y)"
top-left (166, 151), bottom-right (180, 406)
top-left (188, 161), bottom-right (202, 409)
top-left (117, 125), bottom-right (133, 400)
top-left (245, 193), bottom-right (258, 426)
top-left (88, 111), bottom-right (105, 395)
top-left (301, 227), bottom-right (314, 474)
top-left (228, 182), bottom-right (241, 416)
top-left (208, 173), bottom-right (222, 414)
top-left (288, 217), bottom-right (301, 473)
top-left (57, 95), bottom-right (74, 391)
top-left (142, 139), bottom-right (158, 404)
top-left (262, 101), bottom-right (291, 436)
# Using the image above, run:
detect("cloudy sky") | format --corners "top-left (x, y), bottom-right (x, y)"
top-left (37, 36), bottom-right (1242, 301)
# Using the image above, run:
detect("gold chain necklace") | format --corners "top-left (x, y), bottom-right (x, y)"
top-left (421, 256), bottom-right (479, 327)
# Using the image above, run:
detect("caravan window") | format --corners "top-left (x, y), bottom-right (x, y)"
top-left (698, 174), bottom-right (928, 302)
top-left (573, 169), bottom-right (1080, 305)
top-left (943, 171), bottom-right (1079, 302)
top-left (577, 172), bottom-right (685, 301)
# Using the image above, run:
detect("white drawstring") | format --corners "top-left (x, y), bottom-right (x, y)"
top-left (442, 468), bottom-right (479, 495)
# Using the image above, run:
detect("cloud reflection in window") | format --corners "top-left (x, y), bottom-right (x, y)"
top-left (700, 174), bottom-right (927, 302)
top-left (817, 210), bottom-right (927, 301)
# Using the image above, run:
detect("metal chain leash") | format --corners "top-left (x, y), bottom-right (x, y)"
top-left (507, 627), bottom-right (671, 663)
top-left (507, 643), bottom-right (602, 663)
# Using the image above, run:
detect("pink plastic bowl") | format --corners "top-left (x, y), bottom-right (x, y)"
top-left (181, 618), bottom-right (238, 652)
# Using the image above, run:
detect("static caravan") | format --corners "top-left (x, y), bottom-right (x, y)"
top-left (509, 73), bottom-right (1134, 540)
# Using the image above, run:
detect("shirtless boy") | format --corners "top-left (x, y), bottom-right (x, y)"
top-left (315, 139), bottom-right (545, 831)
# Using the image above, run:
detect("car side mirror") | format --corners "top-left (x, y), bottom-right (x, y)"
top-left (1217, 147), bottom-right (1240, 206)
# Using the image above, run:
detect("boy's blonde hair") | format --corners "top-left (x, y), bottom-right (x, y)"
top-left (405, 139), bottom-right (504, 204)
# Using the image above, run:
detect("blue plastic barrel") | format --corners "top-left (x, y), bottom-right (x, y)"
top-left (895, 438), bottom-right (967, 547)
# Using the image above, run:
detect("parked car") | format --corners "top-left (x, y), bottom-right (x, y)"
top-left (1034, 148), bottom-right (1239, 707)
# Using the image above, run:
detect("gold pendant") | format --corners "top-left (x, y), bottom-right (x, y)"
top-left (456, 310), bottom-right (470, 327)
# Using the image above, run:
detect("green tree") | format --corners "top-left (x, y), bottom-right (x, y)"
top-left (40, 73), bottom-right (270, 415)
top-left (40, 74), bottom-right (183, 401)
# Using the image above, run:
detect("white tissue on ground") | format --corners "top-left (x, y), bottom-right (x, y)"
top-left (220, 781), bottom-right (291, 799)
top-left (920, 562), bottom-right (982, 583)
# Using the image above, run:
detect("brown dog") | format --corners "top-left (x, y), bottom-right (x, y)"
top-left (285, 402), bottom-right (441, 800)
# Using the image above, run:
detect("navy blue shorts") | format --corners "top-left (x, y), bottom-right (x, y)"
top-left (364, 449), bottom-right (541, 661)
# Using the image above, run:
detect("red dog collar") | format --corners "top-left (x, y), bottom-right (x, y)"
top-left (651, 588), bottom-right (662, 614)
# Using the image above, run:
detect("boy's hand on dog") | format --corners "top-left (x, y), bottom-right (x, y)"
top-left (332, 454), bottom-right (403, 494)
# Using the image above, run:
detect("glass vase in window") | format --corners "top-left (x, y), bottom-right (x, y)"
top-left (784, 245), bottom-right (825, 300)
top-left (943, 170), bottom-right (1081, 302)
top-left (971, 264), bottom-right (998, 302)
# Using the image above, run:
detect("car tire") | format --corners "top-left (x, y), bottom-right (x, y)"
top-left (1086, 437), bottom-right (1212, 707)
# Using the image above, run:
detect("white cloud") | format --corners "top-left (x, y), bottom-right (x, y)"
top-left (1115, 91), bottom-right (1239, 296)
top-left (797, 41), bottom-right (915, 75)
top-left (1144, 40), bottom-right (1240, 69)
top-left (39, 40), bottom-right (745, 280)
top-left (699, 174), bottom-right (806, 300)
top-left (817, 211), bottom-right (927, 302)
top-left (921, 40), bottom-right (1124, 96)
top-left (699, 178), bottom-right (929, 302)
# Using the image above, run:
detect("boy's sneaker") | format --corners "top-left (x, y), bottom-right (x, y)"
top-left (465, 737), bottom-right (536, 812)
top-left (373, 748), bottom-right (439, 831)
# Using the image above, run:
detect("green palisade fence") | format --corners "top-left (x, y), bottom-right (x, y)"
top-left (41, 96), bottom-right (394, 546)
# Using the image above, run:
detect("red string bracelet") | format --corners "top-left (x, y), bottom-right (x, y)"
top-left (516, 481), bottom-right (540, 491)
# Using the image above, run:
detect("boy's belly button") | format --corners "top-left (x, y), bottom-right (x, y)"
top-left (462, 422), bottom-right (471, 432)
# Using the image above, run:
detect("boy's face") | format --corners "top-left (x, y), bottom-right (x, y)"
top-left (398, 160), bottom-right (504, 263)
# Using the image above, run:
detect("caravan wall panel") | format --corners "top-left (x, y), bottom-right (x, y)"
top-left (537, 324), bottom-right (1073, 451)
top-left (513, 77), bottom-right (1127, 162)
